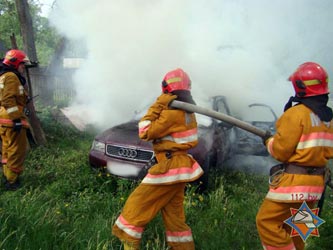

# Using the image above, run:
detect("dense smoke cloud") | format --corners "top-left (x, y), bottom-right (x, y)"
top-left (49, 0), bottom-right (333, 130)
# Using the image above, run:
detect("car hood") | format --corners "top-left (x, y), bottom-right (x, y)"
top-left (96, 120), bottom-right (152, 149)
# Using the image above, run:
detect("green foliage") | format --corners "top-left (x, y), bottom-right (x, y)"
top-left (0, 0), bottom-right (61, 65)
top-left (0, 108), bottom-right (332, 249)
top-left (29, 0), bottom-right (62, 66)
top-left (0, 0), bottom-right (22, 51)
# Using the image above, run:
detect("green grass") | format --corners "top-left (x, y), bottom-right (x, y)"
top-left (0, 108), bottom-right (332, 250)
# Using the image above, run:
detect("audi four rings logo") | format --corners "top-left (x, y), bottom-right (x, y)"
top-left (118, 148), bottom-right (138, 158)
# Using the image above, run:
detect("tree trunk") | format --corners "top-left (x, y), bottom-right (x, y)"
top-left (25, 66), bottom-right (47, 146)
top-left (10, 33), bottom-right (18, 49)
top-left (15, 0), bottom-right (37, 62)
top-left (15, 0), bottom-right (47, 145)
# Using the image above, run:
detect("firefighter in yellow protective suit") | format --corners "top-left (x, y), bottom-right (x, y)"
top-left (112, 68), bottom-right (204, 250)
top-left (0, 49), bottom-right (30, 190)
top-left (256, 62), bottom-right (333, 250)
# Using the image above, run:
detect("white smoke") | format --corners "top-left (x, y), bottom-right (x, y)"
top-left (49, 0), bottom-right (333, 130)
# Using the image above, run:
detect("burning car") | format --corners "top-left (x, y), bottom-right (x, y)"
top-left (88, 96), bottom-right (277, 188)
top-left (232, 103), bottom-right (277, 156)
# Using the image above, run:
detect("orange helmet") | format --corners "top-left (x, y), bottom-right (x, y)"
top-left (162, 68), bottom-right (191, 93)
top-left (288, 62), bottom-right (329, 97)
top-left (3, 49), bottom-right (30, 69)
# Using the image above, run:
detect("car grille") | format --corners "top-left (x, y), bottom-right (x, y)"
top-left (106, 144), bottom-right (154, 162)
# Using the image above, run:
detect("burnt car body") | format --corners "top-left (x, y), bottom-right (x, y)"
top-left (232, 103), bottom-right (277, 156)
top-left (89, 96), bottom-right (277, 188)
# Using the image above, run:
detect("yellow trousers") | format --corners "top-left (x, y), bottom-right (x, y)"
top-left (112, 182), bottom-right (195, 250)
top-left (256, 199), bottom-right (316, 250)
top-left (0, 127), bottom-right (28, 183)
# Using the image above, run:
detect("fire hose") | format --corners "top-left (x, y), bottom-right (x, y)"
top-left (170, 100), bottom-right (270, 139)
top-left (170, 100), bottom-right (333, 192)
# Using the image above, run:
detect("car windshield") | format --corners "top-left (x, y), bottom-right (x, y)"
top-left (133, 98), bottom-right (213, 127)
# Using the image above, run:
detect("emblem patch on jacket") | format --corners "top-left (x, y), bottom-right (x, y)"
top-left (284, 201), bottom-right (325, 242)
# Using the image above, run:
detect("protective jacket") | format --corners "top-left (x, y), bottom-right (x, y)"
top-left (0, 70), bottom-right (29, 127)
top-left (265, 104), bottom-right (333, 202)
top-left (112, 93), bottom-right (202, 250)
top-left (138, 93), bottom-right (203, 184)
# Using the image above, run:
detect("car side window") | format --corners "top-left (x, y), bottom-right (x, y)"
top-left (212, 96), bottom-right (233, 129)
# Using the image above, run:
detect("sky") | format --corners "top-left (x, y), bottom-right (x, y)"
top-left (45, 0), bottom-right (333, 130)
top-left (39, 0), bottom-right (54, 17)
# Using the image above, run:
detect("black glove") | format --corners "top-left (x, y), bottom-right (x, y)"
top-left (26, 96), bottom-right (32, 104)
top-left (24, 107), bottom-right (30, 116)
top-left (262, 130), bottom-right (272, 146)
top-left (12, 119), bottom-right (22, 133)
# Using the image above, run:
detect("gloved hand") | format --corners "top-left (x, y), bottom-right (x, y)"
top-left (24, 107), bottom-right (30, 116)
top-left (142, 94), bottom-right (178, 122)
top-left (156, 93), bottom-right (177, 108)
top-left (12, 119), bottom-right (22, 133)
top-left (26, 96), bottom-right (32, 104)
top-left (262, 130), bottom-right (272, 146)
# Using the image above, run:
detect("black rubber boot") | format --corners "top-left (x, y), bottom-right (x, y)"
top-left (4, 178), bottom-right (21, 191)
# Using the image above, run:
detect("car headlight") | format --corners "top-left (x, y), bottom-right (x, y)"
top-left (91, 140), bottom-right (106, 153)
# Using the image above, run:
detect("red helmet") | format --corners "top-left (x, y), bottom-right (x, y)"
top-left (3, 49), bottom-right (31, 69)
top-left (288, 62), bottom-right (329, 97)
top-left (162, 68), bottom-right (191, 93)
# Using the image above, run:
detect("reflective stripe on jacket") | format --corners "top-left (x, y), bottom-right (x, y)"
top-left (142, 161), bottom-right (202, 184)
top-left (161, 127), bottom-right (198, 144)
top-left (266, 183), bottom-right (324, 202)
top-left (0, 117), bottom-right (29, 127)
